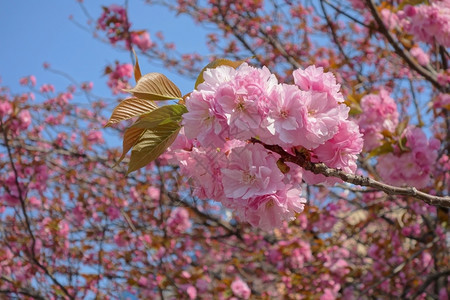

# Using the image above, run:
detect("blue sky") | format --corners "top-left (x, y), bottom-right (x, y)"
top-left (0, 0), bottom-right (206, 98)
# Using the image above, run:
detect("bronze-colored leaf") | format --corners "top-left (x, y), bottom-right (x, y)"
top-left (276, 159), bottom-right (290, 174)
top-left (115, 127), bottom-right (146, 166)
top-left (127, 122), bottom-right (181, 173)
top-left (105, 98), bottom-right (158, 127)
top-left (194, 58), bottom-right (248, 89)
top-left (125, 73), bottom-right (182, 101)
top-left (132, 48), bottom-right (142, 83)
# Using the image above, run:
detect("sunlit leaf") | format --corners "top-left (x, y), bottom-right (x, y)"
top-left (132, 48), bottom-right (142, 83)
top-left (345, 93), bottom-right (363, 116)
top-left (129, 104), bottom-right (187, 129)
top-left (276, 159), bottom-right (290, 174)
top-left (398, 136), bottom-right (410, 152)
top-left (127, 122), bottom-right (181, 173)
top-left (194, 58), bottom-right (248, 88)
top-left (115, 127), bottom-right (146, 166)
top-left (105, 98), bottom-right (158, 127)
top-left (368, 142), bottom-right (393, 158)
top-left (399, 0), bottom-right (426, 10)
top-left (395, 116), bottom-right (410, 136)
top-left (125, 73), bottom-right (182, 101)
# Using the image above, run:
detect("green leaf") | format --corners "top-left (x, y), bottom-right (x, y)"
top-left (127, 122), bottom-right (181, 173)
top-left (345, 93), bottom-right (363, 116)
top-left (398, 136), bottom-right (410, 152)
top-left (194, 58), bottom-right (248, 89)
top-left (399, 0), bottom-right (426, 10)
top-left (395, 116), bottom-right (410, 136)
top-left (368, 142), bottom-right (393, 158)
top-left (125, 73), bottom-right (182, 101)
top-left (115, 127), bottom-right (147, 166)
top-left (105, 97), bottom-right (158, 127)
top-left (129, 104), bottom-right (187, 130)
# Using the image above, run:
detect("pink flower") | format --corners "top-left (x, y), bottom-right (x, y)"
top-left (434, 93), bottom-right (450, 110)
top-left (106, 206), bottom-right (120, 220)
top-left (289, 241), bottom-right (313, 268)
top-left (320, 288), bottom-right (338, 300)
top-left (170, 127), bottom-right (194, 152)
top-left (380, 8), bottom-right (399, 30)
top-left (243, 188), bottom-right (306, 230)
top-left (293, 65), bottom-right (344, 104)
top-left (196, 278), bottom-right (210, 292)
top-left (179, 63), bottom-right (364, 229)
top-left (107, 62), bottom-right (133, 95)
top-left (303, 119), bottom-right (363, 185)
top-left (266, 83), bottom-right (307, 147)
top-left (410, 47), bottom-right (430, 65)
top-left (298, 91), bottom-right (349, 149)
top-left (97, 5), bottom-right (128, 45)
top-left (172, 146), bottom-right (226, 201)
top-left (19, 75), bottom-right (36, 87)
top-left (358, 89), bottom-right (399, 151)
top-left (0, 101), bottom-right (12, 118)
top-left (40, 84), bottom-right (55, 93)
top-left (186, 285), bottom-right (197, 299)
top-left (439, 287), bottom-right (449, 300)
top-left (86, 130), bottom-right (104, 144)
top-left (313, 120), bottom-right (363, 173)
top-left (400, 2), bottom-right (450, 47)
top-left (218, 64), bottom-right (277, 140)
top-left (81, 81), bottom-right (94, 91)
top-left (231, 278), bottom-right (251, 299)
top-left (183, 88), bottom-right (230, 148)
top-left (348, 0), bottom-right (365, 9)
top-left (376, 127), bottom-right (440, 188)
top-left (167, 207), bottom-right (191, 234)
top-left (131, 31), bottom-right (152, 51)
top-left (58, 220), bottom-right (70, 238)
top-left (17, 110), bottom-right (31, 129)
top-left (221, 143), bottom-right (284, 200)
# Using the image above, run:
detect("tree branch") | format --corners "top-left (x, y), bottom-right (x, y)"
top-left (1, 122), bottom-right (75, 299)
top-left (411, 269), bottom-right (450, 299)
top-left (250, 138), bottom-right (450, 208)
top-left (364, 0), bottom-right (447, 92)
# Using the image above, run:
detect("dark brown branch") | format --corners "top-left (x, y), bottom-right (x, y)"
top-left (1, 122), bottom-right (75, 299)
top-left (411, 269), bottom-right (450, 299)
top-left (250, 138), bottom-right (450, 208)
top-left (364, 0), bottom-right (447, 92)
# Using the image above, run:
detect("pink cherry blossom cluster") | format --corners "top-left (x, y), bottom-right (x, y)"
top-left (357, 90), bottom-right (441, 188)
top-left (97, 5), bottom-right (128, 45)
top-left (231, 277), bottom-right (251, 299)
top-left (97, 4), bottom-right (153, 52)
top-left (357, 89), bottom-right (399, 151)
top-left (376, 127), bottom-right (440, 189)
top-left (0, 97), bottom-right (31, 135)
top-left (131, 31), bottom-right (153, 52)
top-left (167, 207), bottom-right (192, 234)
top-left (398, 1), bottom-right (450, 47)
top-left (169, 63), bottom-right (363, 230)
top-left (106, 62), bottom-right (133, 95)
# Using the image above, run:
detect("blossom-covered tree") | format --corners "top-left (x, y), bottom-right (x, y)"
top-left (1, 0), bottom-right (449, 299)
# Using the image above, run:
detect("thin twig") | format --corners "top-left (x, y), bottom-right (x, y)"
top-left (1, 122), bottom-right (75, 299)
top-left (365, 0), bottom-right (446, 92)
